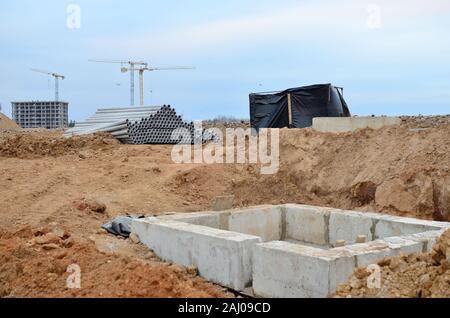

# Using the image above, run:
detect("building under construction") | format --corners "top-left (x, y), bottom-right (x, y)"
top-left (11, 101), bottom-right (69, 129)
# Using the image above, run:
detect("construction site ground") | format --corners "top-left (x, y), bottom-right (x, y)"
top-left (1, 116), bottom-right (450, 298)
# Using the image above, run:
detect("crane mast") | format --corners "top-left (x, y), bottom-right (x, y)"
top-left (30, 68), bottom-right (65, 102)
top-left (89, 59), bottom-right (195, 106)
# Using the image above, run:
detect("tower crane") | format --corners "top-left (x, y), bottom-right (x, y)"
top-left (30, 68), bottom-right (65, 102)
top-left (128, 65), bottom-right (195, 106)
top-left (89, 59), bottom-right (195, 106)
top-left (89, 59), bottom-right (146, 106)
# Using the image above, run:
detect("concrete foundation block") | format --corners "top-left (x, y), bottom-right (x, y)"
top-left (253, 241), bottom-right (355, 298)
top-left (402, 230), bottom-right (446, 252)
top-left (158, 212), bottom-right (221, 229)
top-left (312, 117), bottom-right (401, 133)
top-left (212, 195), bottom-right (235, 211)
top-left (285, 205), bottom-right (329, 245)
top-left (429, 221), bottom-right (450, 230)
top-left (228, 206), bottom-right (282, 242)
top-left (379, 236), bottom-right (424, 256)
top-left (339, 242), bottom-right (396, 267)
top-left (374, 218), bottom-right (441, 239)
top-left (356, 250), bottom-right (396, 267)
top-left (329, 211), bottom-right (374, 245)
top-left (313, 248), bottom-right (358, 293)
top-left (131, 218), bottom-right (261, 291)
top-left (218, 212), bottom-right (231, 230)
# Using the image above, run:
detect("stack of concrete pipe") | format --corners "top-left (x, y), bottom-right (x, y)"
top-left (64, 105), bottom-right (215, 144)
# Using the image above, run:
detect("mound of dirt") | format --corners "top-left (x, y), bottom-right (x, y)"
top-left (0, 132), bottom-right (119, 159)
top-left (400, 115), bottom-right (450, 129)
top-left (333, 229), bottom-right (450, 298)
top-left (222, 125), bottom-right (450, 221)
top-left (0, 113), bottom-right (21, 131)
top-left (0, 224), bottom-right (230, 298)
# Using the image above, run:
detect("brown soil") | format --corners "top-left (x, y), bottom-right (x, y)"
top-left (0, 225), bottom-right (229, 298)
top-left (0, 131), bottom-right (118, 159)
top-left (0, 113), bottom-right (21, 131)
top-left (333, 229), bottom-right (450, 298)
top-left (223, 124), bottom-right (450, 221)
top-left (400, 115), bottom-right (450, 129)
top-left (0, 118), bottom-right (449, 298)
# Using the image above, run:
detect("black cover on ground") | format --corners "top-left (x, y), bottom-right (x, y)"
top-left (101, 215), bottom-right (144, 237)
top-left (249, 84), bottom-right (351, 129)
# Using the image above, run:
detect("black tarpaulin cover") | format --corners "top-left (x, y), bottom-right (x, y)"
top-left (249, 84), bottom-right (351, 129)
top-left (101, 215), bottom-right (144, 237)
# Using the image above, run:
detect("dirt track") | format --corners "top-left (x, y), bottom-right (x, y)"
top-left (0, 120), bottom-right (449, 297)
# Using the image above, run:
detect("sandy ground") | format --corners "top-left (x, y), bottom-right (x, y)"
top-left (0, 118), bottom-right (449, 297)
top-left (0, 112), bottom-right (20, 131)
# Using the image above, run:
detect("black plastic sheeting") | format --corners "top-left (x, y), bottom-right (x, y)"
top-left (101, 215), bottom-right (144, 238)
top-left (249, 84), bottom-right (351, 130)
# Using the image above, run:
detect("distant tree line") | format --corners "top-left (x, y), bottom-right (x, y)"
top-left (206, 115), bottom-right (249, 124)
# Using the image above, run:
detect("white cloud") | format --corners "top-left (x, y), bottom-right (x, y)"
top-left (90, 2), bottom-right (361, 56)
top-left (88, 0), bottom-right (450, 58)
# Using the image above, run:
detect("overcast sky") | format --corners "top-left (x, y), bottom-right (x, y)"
top-left (1, 0), bottom-right (449, 121)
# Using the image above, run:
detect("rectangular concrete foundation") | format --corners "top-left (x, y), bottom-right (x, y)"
top-left (132, 204), bottom-right (450, 297)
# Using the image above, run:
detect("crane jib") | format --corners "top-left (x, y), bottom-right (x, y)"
top-left (30, 68), bottom-right (65, 102)
top-left (89, 58), bottom-right (195, 106)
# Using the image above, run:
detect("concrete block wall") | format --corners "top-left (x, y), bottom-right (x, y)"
top-left (329, 211), bottom-right (374, 245)
top-left (132, 218), bottom-right (261, 291)
top-left (341, 242), bottom-right (395, 267)
top-left (252, 234), bottom-right (431, 298)
top-left (312, 117), bottom-right (401, 133)
top-left (253, 241), bottom-right (355, 298)
top-left (228, 206), bottom-right (282, 242)
top-left (158, 212), bottom-right (222, 229)
top-left (374, 217), bottom-right (442, 239)
top-left (283, 205), bottom-right (443, 247)
top-left (402, 230), bottom-right (446, 252)
top-left (285, 205), bottom-right (329, 245)
top-left (132, 204), bottom-right (450, 298)
top-left (381, 236), bottom-right (426, 255)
